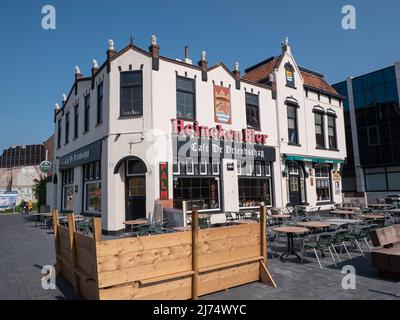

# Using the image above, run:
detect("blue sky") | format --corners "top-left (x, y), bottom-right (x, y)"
top-left (0, 0), bottom-right (399, 151)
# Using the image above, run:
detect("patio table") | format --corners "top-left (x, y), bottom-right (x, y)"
top-left (123, 219), bottom-right (148, 233)
top-left (297, 221), bottom-right (331, 231)
top-left (272, 226), bottom-right (309, 260)
top-left (330, 210), bottom-right (354, 219)
top-left (234, 219), bottom-right (257, 224)
top-left (323, 218), bottom-right (362, 226)
top-left (173, 226), bottom-right (192, 232)
top-left (358, 214), bottom-right (385, 220)
top-left (270, 214), bottom-right (291, 219)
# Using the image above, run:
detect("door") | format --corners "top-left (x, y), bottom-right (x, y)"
top-left (289, 175), bottom-right (301, 205)
top-left (126, 176), bottom-right (146, 221)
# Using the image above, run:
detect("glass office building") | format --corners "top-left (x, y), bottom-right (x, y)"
top-left (333, 63), bottom-right (400, 202)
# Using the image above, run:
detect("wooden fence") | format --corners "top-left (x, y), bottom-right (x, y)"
top-left (52, 208), bottom-right (276, 300)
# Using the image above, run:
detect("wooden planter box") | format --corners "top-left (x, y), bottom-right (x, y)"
top-left (52, 210), bottom-right (276, 300)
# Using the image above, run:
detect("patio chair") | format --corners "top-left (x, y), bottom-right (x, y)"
top-left (136, 223), bottom-right (153, 236)
top-left (266, 230), bottom-right (278, 260)
top-left (250, 212), bottom-right (259, 221)
top-left (344, 225), bottom-right (372, 256)
top-left (330, 229), bottom-right (352, 262)
top-left (199, 218), bottom-right (209, 229)
top-left (225, 212), bottom-right (235, 223)
top-left (76, 220), bottom-right (92, 236)
top-left (301, 232), bottom-right (337, 269)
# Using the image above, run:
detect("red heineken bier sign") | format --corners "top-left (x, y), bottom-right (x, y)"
top-left (171, 119), bottom-right (268, 145)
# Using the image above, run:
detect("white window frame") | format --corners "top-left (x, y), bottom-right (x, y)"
top-left (246, 162), bottom-right (252, 176)
top-left (200, 159), bottom-right (208, 175)
top-left (173, 158), bottom-right (180, 175)
top-left (212, 158), bottom-right (220, 175)
top-left (255, 162), bottom-right (262, 176)
top-left (265, 163), bottom-right (271, 176)
top-left (315, 165), bottom-right (331, 202)
top-left (237, 160), bottom-right (242, 175)
top-left (186, 158), bottom-right (194, 175)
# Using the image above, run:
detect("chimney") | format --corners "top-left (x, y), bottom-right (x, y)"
top-left (149, 35), bottom-right (160, 71)
top-left (91, 59), bottom-right (99, 89)
top-left (233, 62), bottom-right (241, 90)
top-left (75, 66), bottom-right (82, 80)
top-left (184, 46), bottom-right (192, 64)
top-left (197, 50), bottom-right (208, 82)
top-left (107, 39), bottom-right (117, 72)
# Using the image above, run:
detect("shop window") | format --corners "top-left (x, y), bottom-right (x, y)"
top-left (173, 177), bottom-right (220, 211)
top-left (186, 158), bottom-right (194, 175)
top-left (120, 71), bottom-right (143, 116)
top-left (265, 163), bottom-right (271, 176)
top-left (246, 162), bottom-right (253, 176)
top-left (255, 162), bottom-right (262, 176)
top-left (199, 159), bottom-right (207, 175)
top-left (314, 112), bottom-right (325, 149)
top-left (212, 158), bottom-right (220, 175)
top-left (84, 161), bottom-right (102, 213)
top-left (315, 166), bottom-right (331, 202)
top-left (237, 160), bottom-right (242, 175)
top-left (239, 178), bottom-right (272, 207)
top-left (176, 76), bottom-right (195, 121)
top-left (173, 158), bottom-right (180, 175)
top-left (245, 93), bottom-right (260, 130)
top-left (288, 161), bottom-right (299, 174)
top-left (365, 173), bottom-right (386, 191)
top-left (62, 168), bottom-right (74, 210)
top-left (287, 104), bottom-right (298, 144)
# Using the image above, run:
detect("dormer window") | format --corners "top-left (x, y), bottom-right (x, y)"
top-left (285, 63), bottom-right (295, 88)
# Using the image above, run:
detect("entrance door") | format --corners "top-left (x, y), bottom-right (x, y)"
top-left (289, 175), bottom-right (301, 205)
top-left (126, 176), bottom-right (146, 221)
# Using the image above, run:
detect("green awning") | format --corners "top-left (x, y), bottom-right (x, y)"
top-left (285, 154), bottom-right (344, 164)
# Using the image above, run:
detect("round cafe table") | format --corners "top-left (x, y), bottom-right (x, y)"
top-left (270, 214), bottom-right (291, 220)
top-left (331, 210), bottom-right (354, 219)
top-left (123, 219), bottom-right (148, 233)
top-left (273, 226), bottom-right (309, 260)
top-left (297, 221), bottom-right (331, 231)
top-left (358, 214), bottom-right (385, 220)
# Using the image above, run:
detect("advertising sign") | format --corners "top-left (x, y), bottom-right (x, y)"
top-left (0, 192), bottom-right (18, 209)
top-left (214, 86), bottom-right (232, 124)
top-left (159, 162), bottom-right (169, 200)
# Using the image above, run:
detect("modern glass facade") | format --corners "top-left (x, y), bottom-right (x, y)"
top-left (333, 65), bottom-right (400, 193)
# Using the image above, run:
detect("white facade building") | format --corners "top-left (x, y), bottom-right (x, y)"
top-left (52, 37), bottom-right (346, 233)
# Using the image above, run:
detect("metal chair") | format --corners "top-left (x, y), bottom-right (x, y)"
top-left (301, 232), bottom-right (337, 269)
top-left (344, 226), bottom-right (372, 256)
top-left (330, 229), bottom-right (352, 262)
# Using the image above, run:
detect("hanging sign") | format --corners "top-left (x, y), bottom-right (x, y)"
top-left (159, 162), bottom-right (169, 200)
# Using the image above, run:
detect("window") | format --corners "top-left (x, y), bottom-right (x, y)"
top-left (120, 71), bottom-right (143, 116)
top-left (173, 158), bottom-right (180, 174)
top-left (173, 177), bottom-right (220, 211)
top-left (285, 63), bottom-right (295, 88)
top-left (255, 162), bottom-right (262, 176)
top-left (246, 162), bottom-right (252, 176)
top-left (287, 104), bottom-right (298, 144)
top-left (74, 104), bottom-right (79, 139)
top-left (239, 178), bottom-right (272, 207)
top-left (314, 112), bottom-right (325, 149)
top-left (186, 158), bottom-right (194, 175)
top-left (328, 115), bottom-right (337, 149)
top-left (97, 83), bottom-right (103, 124)
top-left (176, 76), bottom-right (195, 120)
top-left (84, 94), bottom-right (90, 133)
top-left (62, 168), bottom-right (74, 210)
top-left (237, 160), bottom-right (242, 175)
top-left (288, 161), bottom-right (299, 174)
top-left (368, 126), bottom-right (379, 145)
top-left (265, 163), bottom-right (271, 176)
top-left (199, 159), bottom-right (207, 175)
top-left (245, 93), bottom-right (260, 130)
top-left (315, 166), bottom-right (331, 202)
top-left (57, 119), bottom-right (62, 148)
top-left (83, 161), bottom-right (101, 213)
top-left (212, 158), bottom-right (220, 175)
top-left (65, 112), bottom-right (70, 144)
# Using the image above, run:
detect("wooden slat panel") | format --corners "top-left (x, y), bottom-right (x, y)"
top-left (199, 223), bottom-right (260, 242)
top-left (99, 278), bottom-right (192, 300)
top-left (74, 231), bottom-right (94, 252)
top-left (199, 256), bottom-right (263, 273)
top-left (199, 234), bottom-right (260, 254)
top-left (59, 246), bottom-right (72, 263)
top-left (97, 257), bottom-right (192, 288)
top-left (198, 262), bottom-right (259, 296)
top-left (96, 232), bottom-right (192, 258)
top-left (199, 245), bottom-right (260, 269)
top-left (58, 226), bottom-right (70, 249)
top-left (97, 243), bottom-right (192, 272)
top-left (78, 274), bottom-right (98, 300)
top-left (75, 245), bottom-right (97, 277)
